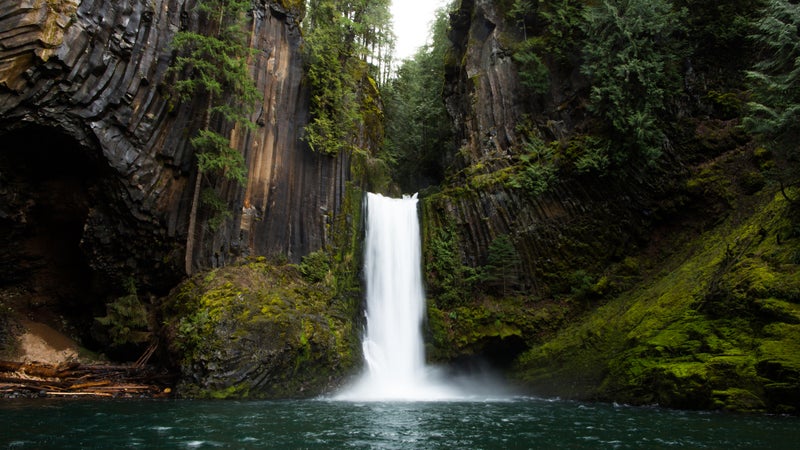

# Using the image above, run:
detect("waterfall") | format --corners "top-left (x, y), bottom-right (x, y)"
top-left (362, 192), bottom-right (426, 386)
top-left (335, 192), bottom-right (462, 401)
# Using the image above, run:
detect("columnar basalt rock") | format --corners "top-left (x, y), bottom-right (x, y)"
top-left (433, 0), bottom-right (664, 294)
top-left (0, 0), bottom-right (350, 291)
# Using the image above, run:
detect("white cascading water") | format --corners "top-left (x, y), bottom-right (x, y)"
top-left (335, 192), bottom-right (463, 401)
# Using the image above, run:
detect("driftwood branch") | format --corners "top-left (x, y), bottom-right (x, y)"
top-left (0, 360), bottom-right (174, 398)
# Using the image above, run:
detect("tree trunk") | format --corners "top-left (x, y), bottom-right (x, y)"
top-left (184, 170), bottom-right (203, 275)
top-left (185, 82), bottom-right (215, 275)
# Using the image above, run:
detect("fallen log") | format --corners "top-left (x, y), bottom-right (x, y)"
top-left (0, 360), bottom-right (175, 399)
top-left (69, 380), bottom-right (112, 390)
top-left (45, 391), bottom-right (114, 397)
top-left (0, 361), bottom-right (22, 373)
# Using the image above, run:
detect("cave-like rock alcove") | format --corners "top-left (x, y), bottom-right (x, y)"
top-left (0, 125), bottom-right (120, 358)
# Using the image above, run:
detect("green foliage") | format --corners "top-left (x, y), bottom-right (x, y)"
top-left (94, 279), bottom-right (150, 348)
top-left (193, 130), bottom-right (248, 184)
top-left (505, 1), bottom-right (586, 100)
top-left (382, 7), bottom-right (453, 190)
top-left (424, 219), bottom-right (478, 309)
top-left (169, 0), bottom-right (261, 232)
top-left (674, 0), bottom-right (765, 65)
top-left (512, 39), bottom-right (550, 94)
top-left (169, 1), bottom-right (260, 128)
top-left (705, 90), bottom-right (746, 119)
top-left (483, 234), bottom-right (522, 296)
top-left (567, 135), bottom-right (613, 174)
top-left (508, 134), bottom-right (558, 197)
top-left (303, 0), bottom-right (394, 156)
top-left (200, 188), bottom-right (232, 231)
top-left (298, 250), bottom-right (331, 283)
top-left (744, 0), bottom-right (800, 191)
top-left (277, 0), bottom-right (305, 15)
top-left (580, 0), bottom-right (687, 163)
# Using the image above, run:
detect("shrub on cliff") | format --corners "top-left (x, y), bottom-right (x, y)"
top-left (303, 0), bottom-right (394, 155)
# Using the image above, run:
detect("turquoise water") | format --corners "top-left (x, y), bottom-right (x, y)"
top-left (1, 397), bottom-right (797, 449)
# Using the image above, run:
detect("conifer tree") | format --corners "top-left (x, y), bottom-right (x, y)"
top-left (744, 0), bottom-right (800, 196)
top-left (383, 7), bottom-right (452, 190)
top-left (168, 0), bottom-right (261, 274)
top-left (303, 0), bottom-right (394, 155)
top-left (580, 0), bottom-right (686, 164)
top-left (483, 234), bottom-right (521, 297)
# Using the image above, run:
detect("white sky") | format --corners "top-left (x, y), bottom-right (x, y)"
top-left (391, 0), bottom-right (448, 61)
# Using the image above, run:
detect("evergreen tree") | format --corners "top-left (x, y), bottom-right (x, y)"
top-left (744, 0), bottom-right (800, 196)
top-left (303, 0), bottom-right (394, 155)
top-left (382, 6), bottom-right (453, 190)
top-left (483, 234), bottom-right (522, 297)
top-left (580, 0), bottom-right (686, 164)
top-left (168, 0), bottom-right (261, 274)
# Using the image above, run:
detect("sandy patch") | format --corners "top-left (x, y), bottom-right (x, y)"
top-left (9, 320), bottom-right (82, 365)
top-left (18, 331), bottom-right (78, 364)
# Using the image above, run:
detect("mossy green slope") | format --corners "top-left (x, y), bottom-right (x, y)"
top-left (514, 189), bottom-right (800, 413)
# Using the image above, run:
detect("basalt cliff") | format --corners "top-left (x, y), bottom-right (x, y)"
top-left (0, 0), bottom-right (364, 397)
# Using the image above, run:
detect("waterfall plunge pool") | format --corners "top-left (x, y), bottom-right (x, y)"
top-left (1, 397), bottom-right (798, 448)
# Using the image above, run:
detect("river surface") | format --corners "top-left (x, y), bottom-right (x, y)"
top-left (1, 396), bottom-right (797, 449)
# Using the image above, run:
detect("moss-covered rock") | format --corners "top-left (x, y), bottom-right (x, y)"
top-left (514, 189), bottom-right (800, 414)
top-left (159, 257), bottom-right (360, 399)
top-left (426, 296), bottom-right (569, 366)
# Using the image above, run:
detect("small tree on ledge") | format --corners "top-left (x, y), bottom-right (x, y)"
top-left (483, 234), bottom-right (522, 297)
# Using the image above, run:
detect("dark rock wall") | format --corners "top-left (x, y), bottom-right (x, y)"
top-left (432, 0), bottom-right (667, 294)
top-left (0, 0), bottom-right (350, 289)
top-left (445, 0), bottom-right (522, 164)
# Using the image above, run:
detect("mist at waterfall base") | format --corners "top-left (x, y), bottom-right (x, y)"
top-left (334, 192), bottom-right (511, 402)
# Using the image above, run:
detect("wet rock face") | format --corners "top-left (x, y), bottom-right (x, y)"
top-left (0, 0), bottom-right (348, 293)
top-left (445, 0), bottom-right (522, 163)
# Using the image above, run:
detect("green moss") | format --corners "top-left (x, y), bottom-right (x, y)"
top-left (206, 383), bottom-right (251, 400)
top-left (427, 297), bottom-right (568, 362)
top-left (161, 245), bottom-right (363, 399)
top-left (513, 190), bottom-right (800, 412)
top-left (704, 90), bottom-right (745, 118)
top-left (712, 388), bottom-right (766, 413)
top-left (277, 0), bottom-right (305, 16)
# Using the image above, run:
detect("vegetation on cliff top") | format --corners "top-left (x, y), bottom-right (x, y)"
top-left (381, 6), bottom-right (453, 192)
